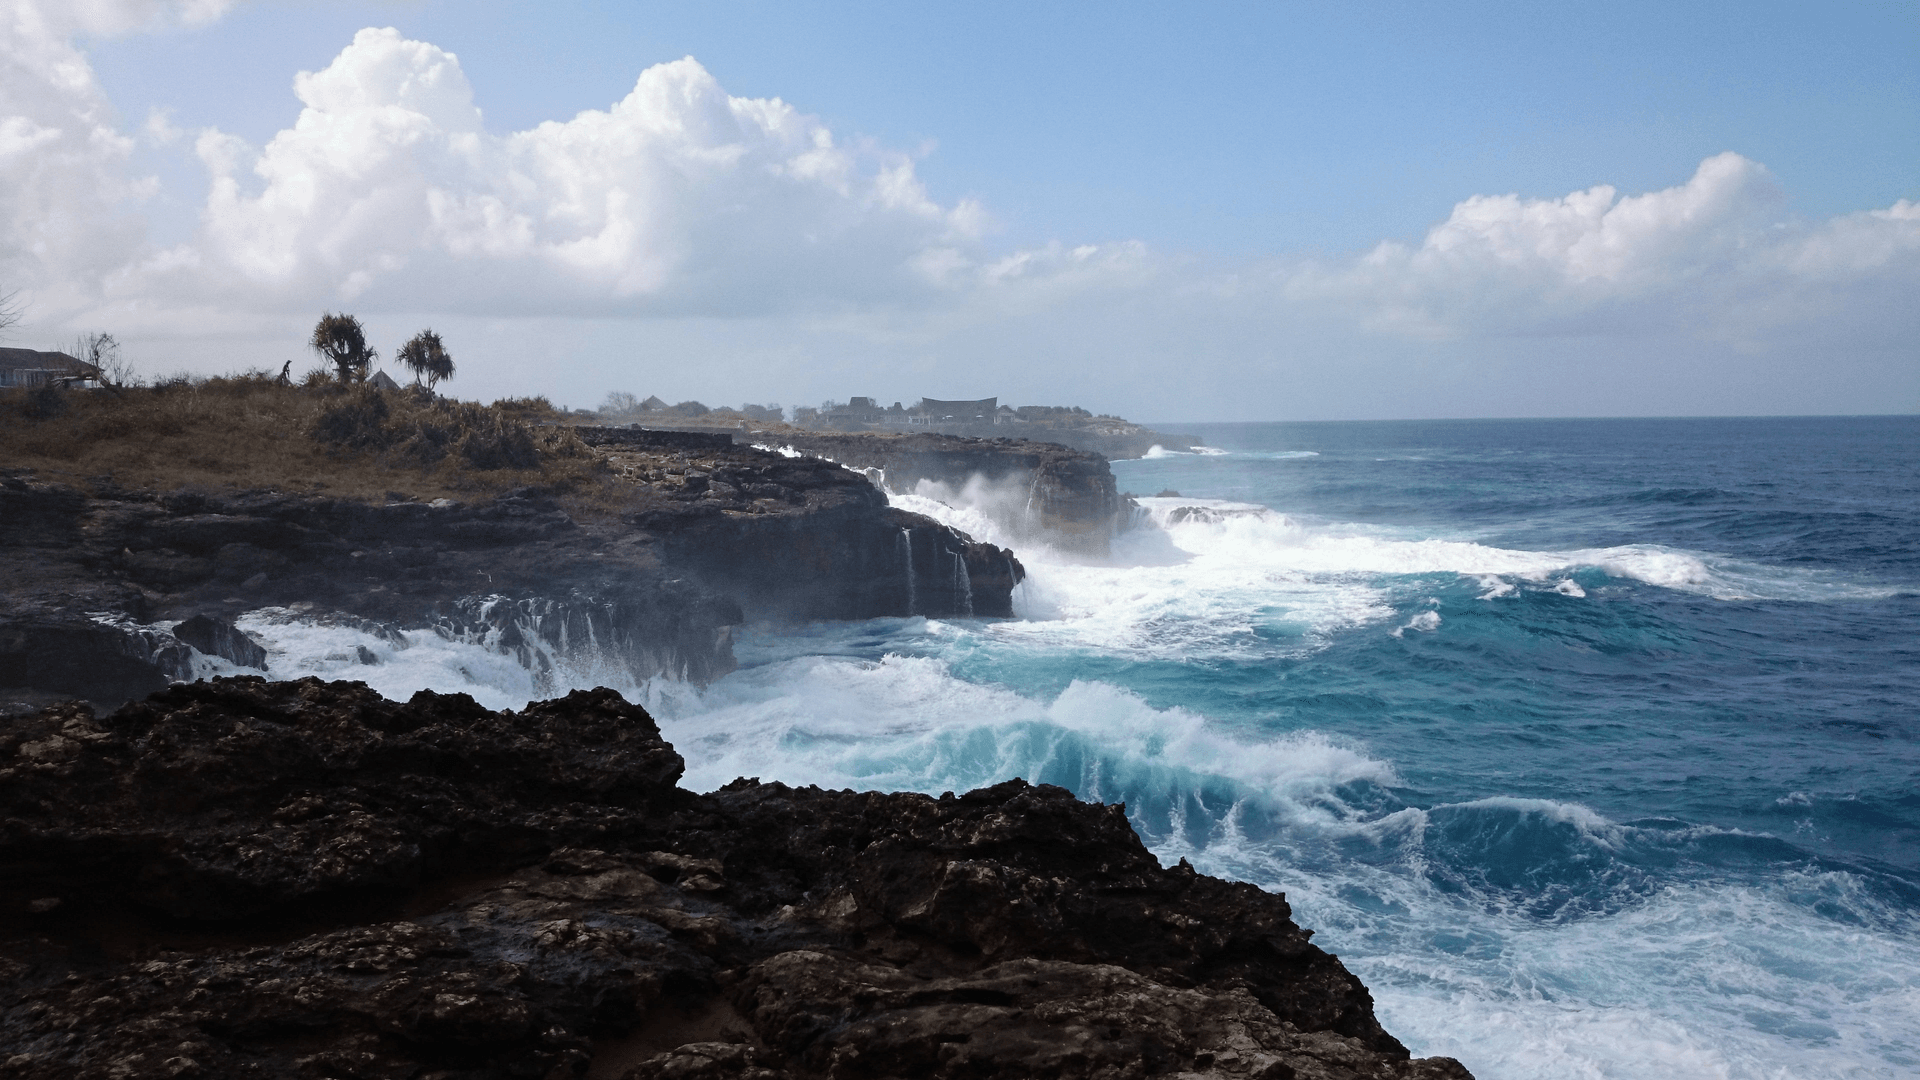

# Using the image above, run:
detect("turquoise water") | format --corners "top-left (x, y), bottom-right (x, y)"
top-left (653, 416), bottom-right (1920, 1079)
top-left (230, 416), bottom-right (1919, 1078)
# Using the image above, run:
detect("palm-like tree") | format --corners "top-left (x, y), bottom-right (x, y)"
top-left (397, 329), bottom-right (455, 390)
top-left (310, 312), bottom-right (377, 382)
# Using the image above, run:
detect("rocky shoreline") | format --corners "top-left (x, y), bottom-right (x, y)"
top-left (762, 432), bottom-right (1130, 556)
top-left (1, 429), bottom-right (1041, 713)
top-left (0, 677), bottom-right (1472, 1080)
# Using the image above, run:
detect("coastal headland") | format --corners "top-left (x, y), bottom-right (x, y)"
top-left (2, 377), bottom-right (1469, 1078)
top-left (0, 677), bottom-right (1473, 1079)
top-left (0, 381), bottom-right (1043, 712)
top-left (591, 394), bottom-right (1202, 462)
top-left (765, 431), bottom-right (1131, 555)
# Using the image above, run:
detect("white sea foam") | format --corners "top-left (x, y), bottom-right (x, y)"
top-left (1392, 610), bottom-right (1443, 637)
top-left (1325, 870), bottom-right (1920, 1080)
top-left (128, 446), bottom-right (1906, 1080)
top-left (654, 653), bottom-right (1394, 809)
top-left (649, 646), bottom-right (1920, 1080)
top-left (1125, 496), bottom-right (1891, 604)
top-left (232, 608), bottom-right (659, 712)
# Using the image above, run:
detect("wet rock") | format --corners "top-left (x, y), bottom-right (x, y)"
top-left (170, 613), bottom-right (267, 669)
top-left (1, 445), bottom-right (1023, 707)
top-left (0, 679), bottom-right (1472, 1080)
top-left (776, 432), bottom-right (1129, 555)
top-left (0, 614), bottom-right (189, 706)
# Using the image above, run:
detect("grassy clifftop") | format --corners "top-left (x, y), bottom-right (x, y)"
top-left (0, 376), bottom-right (603, 504)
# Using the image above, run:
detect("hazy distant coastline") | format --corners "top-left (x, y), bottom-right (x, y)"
top-left (586, 392), bottom-right (1202, 460)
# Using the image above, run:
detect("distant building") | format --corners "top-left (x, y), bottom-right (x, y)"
top-left (911, 397), bottom-right (997, 425)
top-left (0, 348), bottom-right (99, 389)
top-left (367, 370), bottom-right (402, 391)
top-left (822, 396), bottom-right (888, 427)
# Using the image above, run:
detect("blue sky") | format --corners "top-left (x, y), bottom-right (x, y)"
top-left (90, 1), bottom-right (1919, 253)
top-left (4, 0), bottom-right (1916, 418)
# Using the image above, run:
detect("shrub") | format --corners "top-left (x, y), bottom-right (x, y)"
top-left (311, 384), bottom-right (583, 472)
top-left (0, 373), bottom-right (601, 503)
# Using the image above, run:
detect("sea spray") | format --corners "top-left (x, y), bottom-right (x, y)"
top-left (155, 416), bottom-right (1920, 1080)
top-left (899, 527), bottom-right (917, 615)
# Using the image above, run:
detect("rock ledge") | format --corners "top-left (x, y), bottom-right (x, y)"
top-left (0, 678), bottom-right (1470, 1080)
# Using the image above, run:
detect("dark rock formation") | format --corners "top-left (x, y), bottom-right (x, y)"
top-left (0, 613), bottom-right (188, 708)
top-left (1025, 423), bottom-right (1202, 461)
top-left (0, 678), bottom-right (1471, 1080)
top-left (872, 421), bottom-right (1201, 462)
top-left (169, 613), bottom-right (267, 669)
top-left (771, 432), bottom-right (1129, 555)
top-left (587, 431), bottom-right (1026, 621)
top-left (1, 440), bottom-right (1023, 708)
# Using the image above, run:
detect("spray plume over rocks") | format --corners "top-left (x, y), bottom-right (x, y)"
top-left (763, 432), bottom-right (1130, 557)
top-left (0, 676), bottom-right (1472, 1080)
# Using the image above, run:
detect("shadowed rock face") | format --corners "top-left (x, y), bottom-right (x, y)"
top-left (0, 677), bottom-right (1473, 1080)
top-left (770, 432), bottom-right (1130, 556)
top-left (169, 612), bottom-right (267, 668)
top-left (0, 441), bottom-right (1023, 709)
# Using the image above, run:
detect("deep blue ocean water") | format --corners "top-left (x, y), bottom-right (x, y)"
top-left (236, 416), bottom-right (1920, 1078)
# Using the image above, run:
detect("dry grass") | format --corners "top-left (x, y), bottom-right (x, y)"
top-left (0, 375), bottom-right (612, 505)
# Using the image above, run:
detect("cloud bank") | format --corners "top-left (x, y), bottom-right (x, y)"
top-left (1, 6), bottom-right (1914, 416)
top-left (167, 27), bottom-right (984, 316)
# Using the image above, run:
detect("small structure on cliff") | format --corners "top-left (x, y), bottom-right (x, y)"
top-left (911, 396), bottom-right (998, 426)
top-left (0, 348), bottom-right (98, 389)
top-left (821, 396), bottom-right (888, 427)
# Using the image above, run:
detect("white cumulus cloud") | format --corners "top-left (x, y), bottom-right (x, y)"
top-left (134, 27), bottom-right (986, 317)
top-left (1285, 152), bottom-right (1920, 343)
top-left (0, 9), bottom-right (1913, 416)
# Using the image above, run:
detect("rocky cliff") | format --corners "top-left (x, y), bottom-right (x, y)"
top-left (581, 429), bottom-right (1023, 622)
top-left (768, 432), bottom-right (1129, 555)
top-left (0, 431), bottom-right (1022, 711)
top-left (0, 677), bottom-right (1472, 1080)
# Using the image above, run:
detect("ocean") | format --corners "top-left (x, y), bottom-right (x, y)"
top-left (231, 415), bottom-right (1920, 1079)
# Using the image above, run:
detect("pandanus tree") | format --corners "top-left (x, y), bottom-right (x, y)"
top-left (397, 329), bottom-right (455, 390)
top-left (310, 312), bottom-right (377, 382)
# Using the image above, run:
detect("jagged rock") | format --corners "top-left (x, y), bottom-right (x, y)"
top-left (170, 612), bottom-right (267, 669)
top-left (0, 678), bottom-right (1472, 1080)
top-left (1, 442), bottom-right (1026, 707)
top-left (775, 432), bottom-right (1129, 555)
top-left (0, 614), bottom-right (190, 704)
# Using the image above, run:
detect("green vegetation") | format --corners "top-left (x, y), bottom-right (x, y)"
top-left (309, 312), bottom-right (379, 383)
top-left (397, 329), bottom-right (456, 389)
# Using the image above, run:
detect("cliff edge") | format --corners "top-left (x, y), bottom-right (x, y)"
top-left (1, 430), bottom-right (1024, 711)
top-left (768, 432), bottom-right (1129, 556)
top-left (0, 677), bottom-right (1472, 1080)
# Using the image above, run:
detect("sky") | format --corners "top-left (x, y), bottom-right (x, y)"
top-left (2, 0), bottom-right (1915, 420)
